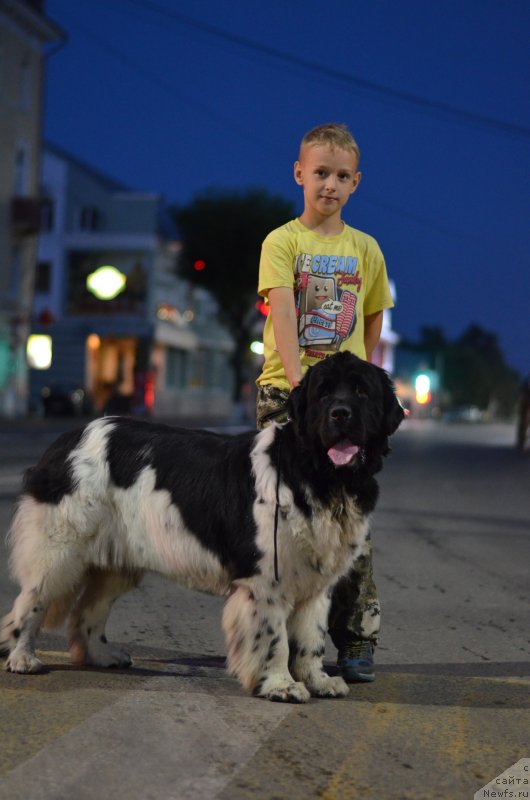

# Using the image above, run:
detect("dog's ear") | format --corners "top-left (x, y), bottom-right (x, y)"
top-left (287, 382), bottom-right (307, 434)
top-left (379, 368), bottom-right (405, 436)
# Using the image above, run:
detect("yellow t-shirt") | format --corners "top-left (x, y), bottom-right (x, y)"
top-left (257, 218), bottom-right (394, 390)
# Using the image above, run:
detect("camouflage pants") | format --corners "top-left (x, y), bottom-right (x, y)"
top-left (256, 385), bottom-right (381, 646)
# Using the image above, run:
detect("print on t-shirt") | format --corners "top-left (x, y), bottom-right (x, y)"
top-left (295, 251), bottom-right (363, 351)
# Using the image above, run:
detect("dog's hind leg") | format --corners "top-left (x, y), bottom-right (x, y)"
top-left (68, 569), bottom-right (141, 668)
top-left (288, 590), bottom-right (349, 698)
top-left (222, 583), bottom-right (310, 703)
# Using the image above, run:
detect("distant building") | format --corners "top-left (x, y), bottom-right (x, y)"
top-left (371, 279), bottom-right (399, 374)
top-left (30, 144), bottom-right (234, 419)
top-left (0, 0), bottom-right (64, 416)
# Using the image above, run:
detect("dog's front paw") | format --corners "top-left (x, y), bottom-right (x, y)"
top-left (308, 674), bottom-right (349, 698)
top-left (254, 677), bottom-right (311, 704)
top-left (6, 652), bottom-right (45, 674)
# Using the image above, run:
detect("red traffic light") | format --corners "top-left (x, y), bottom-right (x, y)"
top-left (255, 300), bottom-right (270, 317)
top-left (193, 259), bottom-right (206, 271)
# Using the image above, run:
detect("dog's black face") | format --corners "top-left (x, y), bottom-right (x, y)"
top-left (288, 352), bottom-right (404, 472)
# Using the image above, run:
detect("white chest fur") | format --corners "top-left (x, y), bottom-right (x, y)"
top-left (275, 495), bottom-right (369, 602)
top-left (248, 425), bottom-right (370, 603)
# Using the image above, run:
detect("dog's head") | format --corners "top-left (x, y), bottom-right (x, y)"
top-left (287, 352), bottom-right (404, 473)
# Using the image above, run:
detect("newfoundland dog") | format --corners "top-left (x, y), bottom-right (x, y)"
top-left (1, 352), bottom-right (404, 702)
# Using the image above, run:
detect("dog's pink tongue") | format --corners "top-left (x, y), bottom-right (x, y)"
top-left (327, 440), bottom-right (359, 466)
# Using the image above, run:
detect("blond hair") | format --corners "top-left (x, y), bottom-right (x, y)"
top-left (300, 123), bottom-right (360, 162)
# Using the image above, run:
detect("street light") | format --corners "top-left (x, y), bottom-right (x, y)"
top-left (26, 334), bottom-right (52, 369)
top-left (86, 265), bottom-right (126, 300)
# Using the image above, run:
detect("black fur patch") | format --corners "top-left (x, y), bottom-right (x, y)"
top-left (105, 419), bottom-right (263, 579)
top-left (282, 352), bottom-right (404, 516)
top-left (22, 427), bottom-right (85, 504)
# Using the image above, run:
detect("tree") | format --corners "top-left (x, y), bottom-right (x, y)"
top-left (400, 323), bottom-right (519, 417)
top-left (417, 325), bottom-right (447, 364)
top-left (173, 188), bottom-right (295, 400)
top-left (443, 324), bottom-right (519, 415)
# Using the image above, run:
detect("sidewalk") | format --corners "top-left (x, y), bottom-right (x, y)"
top-left (0, 412), bottom-right (255, 443)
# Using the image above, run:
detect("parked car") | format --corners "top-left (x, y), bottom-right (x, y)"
top-left (41, 384), bottom-right (93, 417)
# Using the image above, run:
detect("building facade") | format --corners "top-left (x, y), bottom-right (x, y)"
top-left (0, 0), bottom-right (63, 416)
top-left (371, 279), bottom-right (399, 374)
top-left (31, 145), bottom-right (234, 420)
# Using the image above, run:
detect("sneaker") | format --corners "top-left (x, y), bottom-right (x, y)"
top-left (337, 640), bottom-right (375, 683)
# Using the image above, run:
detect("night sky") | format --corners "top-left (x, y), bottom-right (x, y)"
top-left (43, 0), bottom-right (530, 375)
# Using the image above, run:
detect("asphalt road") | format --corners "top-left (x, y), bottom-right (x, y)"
top-left (0, 418), bottom-right (528, 800)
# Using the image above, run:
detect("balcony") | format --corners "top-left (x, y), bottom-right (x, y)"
top-left (11, 197), bottom-right (44, 237)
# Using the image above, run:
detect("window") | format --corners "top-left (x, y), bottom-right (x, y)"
top-left (189, 349), bottom-right (225, 389)
top-left (78, 207), bottom-right (101, 231)
top-left (8, 246), bottom-right (22, 299)
top-left (40, 198), bottom-right (54, 232)
top-left (14, 145), bottom-right (29, 195)
top-left (20, 57), bottom-right (31, 111)
top-left (203, 349), bottom-right (221, 388)
top-left (166, 348), bottom-right (188, 389)
top-left (35, 262), bottom-right (52, 294)
top-left (189, 348), bottom-right (207, 388)
top-left (0, 34), bottom-right (4, 87)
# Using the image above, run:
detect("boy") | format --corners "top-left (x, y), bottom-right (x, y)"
top-left (255, 122), bottom-right (394, 682)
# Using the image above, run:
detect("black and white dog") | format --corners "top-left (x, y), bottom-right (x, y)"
top-left (0, 352), bottom-right (404, 703)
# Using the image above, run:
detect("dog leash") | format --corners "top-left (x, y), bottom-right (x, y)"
top-left (273, 428), bottom-right (282, 583)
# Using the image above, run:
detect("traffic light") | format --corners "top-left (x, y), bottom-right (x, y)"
top-left (415, 373), bottom-right (432, 405)
top-left (255, 299), bottom-right (270, 317)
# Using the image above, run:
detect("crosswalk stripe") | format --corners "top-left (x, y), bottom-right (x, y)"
top-left (0, 680), bottom-right (292, 799)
